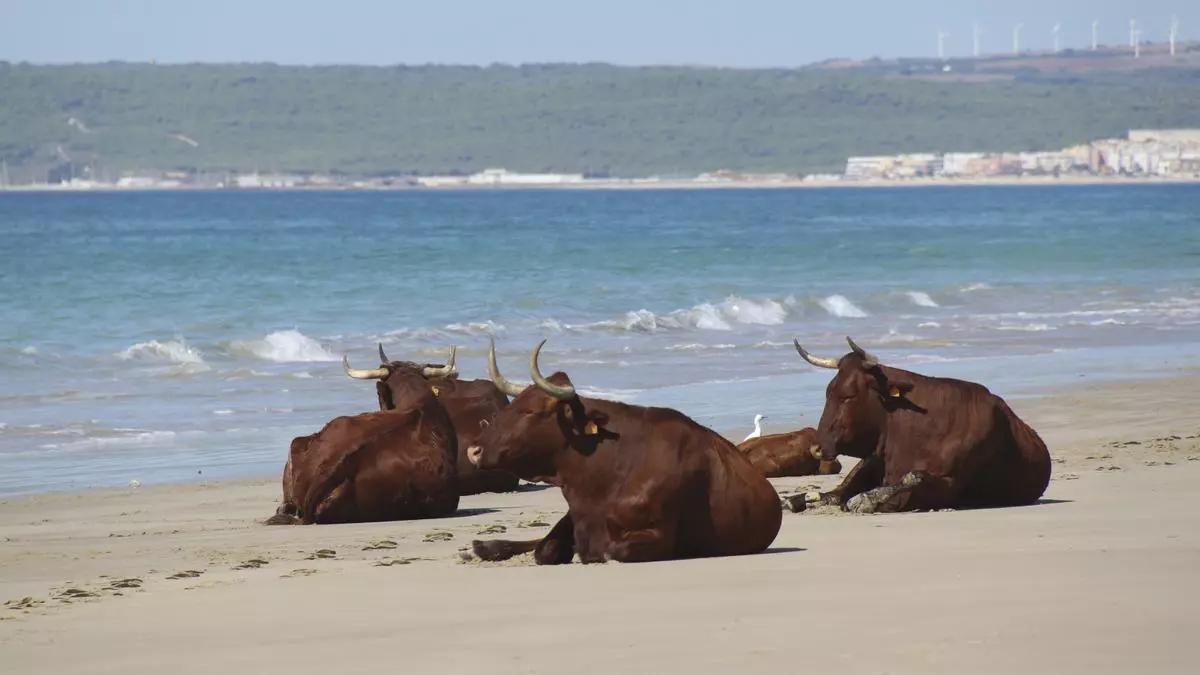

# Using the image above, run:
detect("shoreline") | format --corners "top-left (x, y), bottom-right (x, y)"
top-left (2, 174), bottom-right (1199, 193)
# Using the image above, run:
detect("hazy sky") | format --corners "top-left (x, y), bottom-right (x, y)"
top-left (0, 1), bottom-right (1191, 67)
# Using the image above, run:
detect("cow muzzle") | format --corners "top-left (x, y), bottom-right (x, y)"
top-left (466, 445), bottom-right (484, 467)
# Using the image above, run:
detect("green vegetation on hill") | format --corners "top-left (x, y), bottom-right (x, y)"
top-left (1, 61), bottom-right (1199, 180)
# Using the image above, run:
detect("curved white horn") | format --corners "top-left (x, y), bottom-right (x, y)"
top-left (793, 339), bottom-right (840, 369)
top-left (529, 339), bottom-right (576, 400)
top-left (845, 337), bottom-right (878, 368)
top-left (422, 346), bottom-right (458, 378)
top-left (487, 338), bottom-right (528, 397)
top-left (343, 354), bottom-right (389, 380)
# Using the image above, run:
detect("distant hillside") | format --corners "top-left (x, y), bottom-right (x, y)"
top-left (1, 59), bottom-right (1199, 180)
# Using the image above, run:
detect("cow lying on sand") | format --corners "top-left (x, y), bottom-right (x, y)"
top-left (268, 370), bottom-right (458, 524)
top-left (343, 345), bottom-right (519, 495)
top-left (466, 340), bottom-right (782, 564)
top-left (794, 337), bottom-right (1051, 513)
top-left (737, 427), bottom-right (842, 478)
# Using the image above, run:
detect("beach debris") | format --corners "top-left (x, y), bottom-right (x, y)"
top-left (362, 539), bottom-right (398, 550)
top-left (128, 479), bottom-right (141, 488)
top-left (1095, 465), bottom-right (1123, 471)
top-left (5, 597), bottom-right (44, 610)
top-left (166, 570), bottom-right (204, 580)
top-left (477, 524), bottom-right (507, 535)
top-left (281, 568), bottom-right (318, 578)
top-left (1057, 473), bottom-right (1079, 481)
top-left (781, 495), bottom-right (807, 513)
top-left (305, 549), bottom-right (337, 560)
top-left (517, 519), bottom-right (550, 528)
top-left (423, 531), bottom-right (453, 542)
top-left (233, 558), bottom-right (270, 570)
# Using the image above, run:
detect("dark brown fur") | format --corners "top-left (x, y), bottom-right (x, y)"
top-left (271, 374), bottom-right (458, 524)
top-left (374, 363), bottom-right (519, 495)
top-left (470, 373), bottom-right (782, 564)
top-left (737, 428), bottom-right (842, 478)
top-left (814, 353), bottom-right (1052, 512)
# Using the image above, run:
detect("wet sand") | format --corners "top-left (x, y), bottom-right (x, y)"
top-left (2, 375), bottom-right (1198, 674)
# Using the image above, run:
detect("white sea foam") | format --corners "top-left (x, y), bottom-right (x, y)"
top-left (568, 295), bottom-right (789, 333)
top-left (666, 343), bottom-right (737, 351)
top-left (19, 346), bottom-right (38, 355)
top-left (40, 430), bottom-right (179, 452)
top-left (229, 330), bottom-right (337, 363)
top-left (918, 321), bottom-right (942, 328)
top-left (445, 320), bottom-right (505, 335)
top-left (118, 339), bottom-right (206, 365)
top-left (818, 294), bottom-right (868, 318)
top-left (960, 283), bottom-right (992, 293)
top-left (994, 323), bottom-right (1056, 332)
top-left (718, 296), bottom-right (787, 325)
top-left (905, 291), bottom-right (940, 308)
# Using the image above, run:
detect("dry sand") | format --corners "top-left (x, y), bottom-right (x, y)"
top-left (2, 375), bottom-right (1198, 674)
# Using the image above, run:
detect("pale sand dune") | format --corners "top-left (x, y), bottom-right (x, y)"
top-left (1, 376), bottom-right (1198, 674)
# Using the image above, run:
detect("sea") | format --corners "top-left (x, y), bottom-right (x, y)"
top-left (1, 185), bottom-right (1198, 496)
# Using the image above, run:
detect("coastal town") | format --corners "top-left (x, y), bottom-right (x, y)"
top-left (4, 128), bottom-right (1199, 190)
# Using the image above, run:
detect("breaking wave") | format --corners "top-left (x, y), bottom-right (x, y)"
top-left (905, 291), bottom-right (940, 308)
top-left (118, 339), bottom-right (207, 366)
top-left (445, 320), bottom-right (505, 335)
top-left (228, 330), bottom-right (338, 363)
top-left (570, 296), bottom-right (788, 333)
top-left (818, 294), bottom-right (868, 318)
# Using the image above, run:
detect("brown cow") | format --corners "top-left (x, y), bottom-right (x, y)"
top-left (737, 427), bottom-right (842, 478)
top-left (466, 340), bottom-right (782, 564)
top-left (793, 337), bottom-right (1052, 513)
top-left (268, 371), bottom-right (458, 524)
top-left (343, 344), bottom-right (519, 494)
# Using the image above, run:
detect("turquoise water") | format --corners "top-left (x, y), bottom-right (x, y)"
top-left (1, 186), bottom-right (1198, 495)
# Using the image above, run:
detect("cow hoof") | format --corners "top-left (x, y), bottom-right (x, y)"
top-left (471, 540), bottom-right (518, 562)
top-left (845, 493), bottom-right (877, 514)
top-left (264, 513), bottom-right (299, 525)
top-left (900, 471), bottom-right (928, 488)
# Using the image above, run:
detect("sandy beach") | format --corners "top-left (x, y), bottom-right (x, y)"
top-left (2, 374), bottom-right (1199, 674)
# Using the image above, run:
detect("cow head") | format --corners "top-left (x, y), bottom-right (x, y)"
top-left (794, 337), bottom-right (914, 465)
top-left (466, 339), bottom-right (609, 482)
top-left (343, 344), bottom-right (458, 410)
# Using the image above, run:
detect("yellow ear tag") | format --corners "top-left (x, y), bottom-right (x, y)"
top-left (584, 421), bottom-right (599, 435)
top-left (430, 386), bottom-right (440, 397)
top-left (888, 386), bottom-right (902, 398)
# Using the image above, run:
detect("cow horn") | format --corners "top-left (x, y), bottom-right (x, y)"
top-left (809, 444), bottom-right (822, 460)
top-left (529, 339), bottom-right (576, 400)
top-left (845, 337), bottom-right (879, 368)
top-left (793, 339), bottom-right (840, 369)
top-left (422, 346), bottom-right (458, 378)
top-left (378, 343), bottom-right (390, 365)
top-left (343, 354), bottom-right (389, 380)
top-left (487, 338), bottom-right (528, 397)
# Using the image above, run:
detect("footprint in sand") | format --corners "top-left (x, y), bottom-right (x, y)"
top-left (423, 532), bottom-right (453, 542)
top-left (281, 568), bottom-right (319, 578)
top-left (166, 570), bottom-right (204, 580)
top-left (5, 597), bottom-right (44, 610)
top-left (233, 558), bottom-right (270, 570)
top-left (54, 588), bottom-right (100, 601)
top-left (518, 519), bottom-right (550, 528)
top-left (362, 540), bottom-right (398, 550)
top-left (373, 557), bottom-right (423, 567)
top-left (106, 578), bottom-right (143, 590)
top-left (477, 524), bottom-right (507, 535)
top-left (305, 549), bottom-right (337, 560)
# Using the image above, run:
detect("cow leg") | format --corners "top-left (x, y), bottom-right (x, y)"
top-left (814, 455), bottom-right (884, 506)
top-left (845, 471), bottom-right (931, 513)
top-left (471, 513), bottom-right (576, 565)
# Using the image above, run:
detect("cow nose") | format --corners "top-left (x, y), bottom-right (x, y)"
top-left (466, 445), bottom-right (483, 467)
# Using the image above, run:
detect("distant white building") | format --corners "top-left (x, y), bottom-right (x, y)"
top-left (466, 168), bottom-right (584, 186)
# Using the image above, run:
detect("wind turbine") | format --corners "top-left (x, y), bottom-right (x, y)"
top-left (1134, 28), bottom-right (1142, 58)
top-left (937, 29), bottom-right (950, 60)
top-left (1091, 19), bottom-right (1099, 50)
top-left (1129, 19), bottom-right (1137, 49)
top-left (1012, 23), bottom-right (1024, 54)
top-left (1052, 23), bottom-right (1062, 53)
top-left (1170, 16), bottom-right (1180, 56)
top-left (973, 22), bottom-right (983, 58)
